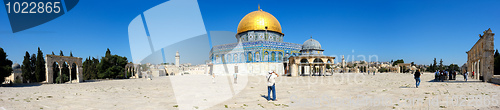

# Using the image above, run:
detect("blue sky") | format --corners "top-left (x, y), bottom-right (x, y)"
top-left (1, 0), bottom-right (499, 65)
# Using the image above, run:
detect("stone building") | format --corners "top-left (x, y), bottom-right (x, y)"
top-left (288, 38), bottom-right (335, 76)
top-left (466, 28), bottom-right (495, 82)
top-left (4, 63), bottom-right (22, 84)
top-left (209, 7), bottom-right (302, 75)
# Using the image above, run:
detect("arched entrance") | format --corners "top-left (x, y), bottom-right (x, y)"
top-left (45, 55), bottom-right (83, 83)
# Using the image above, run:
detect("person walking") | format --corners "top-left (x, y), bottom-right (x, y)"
top-left (414, 70), bottom-right (421, 88)
top-left (266, 70), bottom-right (278, 101)
top-left (233, 72), bottom-right (238, 84)
top-left (464, 71), bottom-right (469, 82)
top-left (435, 70), bottom-right (439, 81)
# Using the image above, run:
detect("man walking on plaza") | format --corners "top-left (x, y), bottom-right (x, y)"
top-left (414, 70), bottom-right (421, 88)
top-left (266, 70), bottom-right (278, 101)
top-left (464, 71), bottom-right (469, 82)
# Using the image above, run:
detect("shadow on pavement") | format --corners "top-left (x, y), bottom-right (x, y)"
top-left (1, 83), bottom-right (42, 87)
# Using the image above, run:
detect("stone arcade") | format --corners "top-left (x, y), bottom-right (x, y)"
top-left (45, 55), bottom-right (83, 83)
top-left (466, 28), bottom-right (495, 82)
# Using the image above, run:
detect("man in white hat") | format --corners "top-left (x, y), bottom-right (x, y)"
top-left (266, 70), bottom-right (279, 101)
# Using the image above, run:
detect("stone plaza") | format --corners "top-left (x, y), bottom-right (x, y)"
top-left (1, 73), bottom-right (499, 109)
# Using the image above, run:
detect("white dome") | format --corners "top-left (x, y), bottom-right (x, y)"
top-left (302, 38), bottom-right (321, 50)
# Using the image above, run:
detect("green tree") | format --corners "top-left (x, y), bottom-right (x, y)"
top-left (92, 57), bottom-right (99, 79)
top-left (439, 59), bottom-right (443, 70)
top-left (70, 51), bottom-right (73, 57)
top-left (30, 54), bottom-right (37, 82)
top-left (51, 51), bottom-right (55, 55)
top-left (432, 58), bottom-right (437, 71)
top-left (21, 52), bottom-right (33, 83)
top-left (83, 57), bottom-right (92, 80)
top-left (0, 47), bottom-right (13, 83)
top-left (97, 48), bottom-right (128, 79)
top-left (392, 59), bottom-right (404, 66)
top-left (60, 50), bottom-right (69, 83)
top-left (52, 62), bottom-right (59, 83)
top-left (35, 47), bottom-right (46, 82)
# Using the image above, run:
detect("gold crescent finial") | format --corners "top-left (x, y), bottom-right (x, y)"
top-left (258, 4), bottom-right (260, 11)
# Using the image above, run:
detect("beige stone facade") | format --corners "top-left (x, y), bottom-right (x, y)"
top-left (44, 55), bottom-right (83, 83)
top-left (288, 56), bottom-right (335, 76)
top-left (466, 28), bottom-right (495, 82)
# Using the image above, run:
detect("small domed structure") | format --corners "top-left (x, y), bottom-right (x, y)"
top-left (12, 63), bottom-right (20, 69)
top-left (302, 38), bottom-right (322, 50)
top-left (300, 37), bottom-right (324, 55)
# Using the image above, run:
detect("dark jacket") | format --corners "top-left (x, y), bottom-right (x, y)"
top-left (414, 72), bottom-right (421, 78)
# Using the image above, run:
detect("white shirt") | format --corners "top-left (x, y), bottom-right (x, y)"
top-left (266, 74), bottom-right (277, 86)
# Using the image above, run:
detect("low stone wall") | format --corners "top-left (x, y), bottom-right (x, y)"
top-left (491, 75), bottom-right (500, 84)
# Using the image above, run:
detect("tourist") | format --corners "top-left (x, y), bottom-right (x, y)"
top-left (435, 70), bottom-right (439, 81)
top-left (440, 70), bottom-right (445, 82)
top-left (464, 71), bottom-right (469, 82)
top-left (449, 71), bottom-right (453, 80)
top-left (234, 72), bottom-right (238, 84)
top-left (266, 70), bottom-right (278, 101)
top-left (414, 70), bottom-right (421, 88)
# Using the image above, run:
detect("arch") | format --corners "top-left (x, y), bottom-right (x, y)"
top-left (264, 51), bottom-right (269, 61)
top-left (247, 52), bottom-right (253, 62)
top-left (271, 52), bottom-right (276, 62)
top-left (278, 52), bottom-right (283, 62)
top-left (300, 58), bottom-right (309, 63)
top-left (45, 55), bottom-right (83, 83)
top-left (233, 54), bottom-right (238, 63)
top-left (215, 55), bottom-right (220, 63)
top-left (313, 58), bottom-right (324, 63)
top-left (240, 53), bottom-right (244, 63)
top-left (255, 52), bottom-right (260, 62)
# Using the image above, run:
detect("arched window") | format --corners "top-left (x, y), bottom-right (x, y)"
top-left (278, 52), bottom-right (282, 62)
top-left (264, 51), bottom-right (269, 61)
top-left (222, 55), bottom-right (225, 63)
top-left (234, 54), bottom-right (238, 63)
top-left (271, 52), bottom-right (276, 61)
top-left (240, 53), bottom-right (244, 63)
top-left (255, 52), bottom-right (260, 62)
top-left (247, 52), bottom-right (252, 62)
top-left (216, 55), bottom-right (220, 63)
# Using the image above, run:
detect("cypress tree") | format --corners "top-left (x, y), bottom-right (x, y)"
top-left (35, 47), bottom-right (46, 82)
top-left (22, 52), bottom-right (32, 83)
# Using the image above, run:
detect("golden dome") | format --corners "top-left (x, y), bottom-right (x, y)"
top-left (237, 9), bottom-right (282, 34)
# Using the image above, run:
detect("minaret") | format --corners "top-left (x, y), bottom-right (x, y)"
top-left (175, 51), bottom-right (180, 67)
top-left (341, 55), bottom-right (345, 68)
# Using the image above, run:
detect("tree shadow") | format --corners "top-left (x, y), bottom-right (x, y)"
top-left (1, 83), bottom-right (42, 87)
top-left (426, 79), bottom-right (483, 83)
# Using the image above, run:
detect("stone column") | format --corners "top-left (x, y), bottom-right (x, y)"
top-left (69, 66), bottom-right (72, 83)
top-left (58, 65), bottom-right (62, 83)
top-left (309, 64), bottom-right (313, 76)
top-left (322, 64), bottom-right (326, 76)
top-left (292, 63), bottom-right (298, 77)
top-left (77, 66), bottom-right (83, 82)
top-left (46, 62), bottom-right (52, 83)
